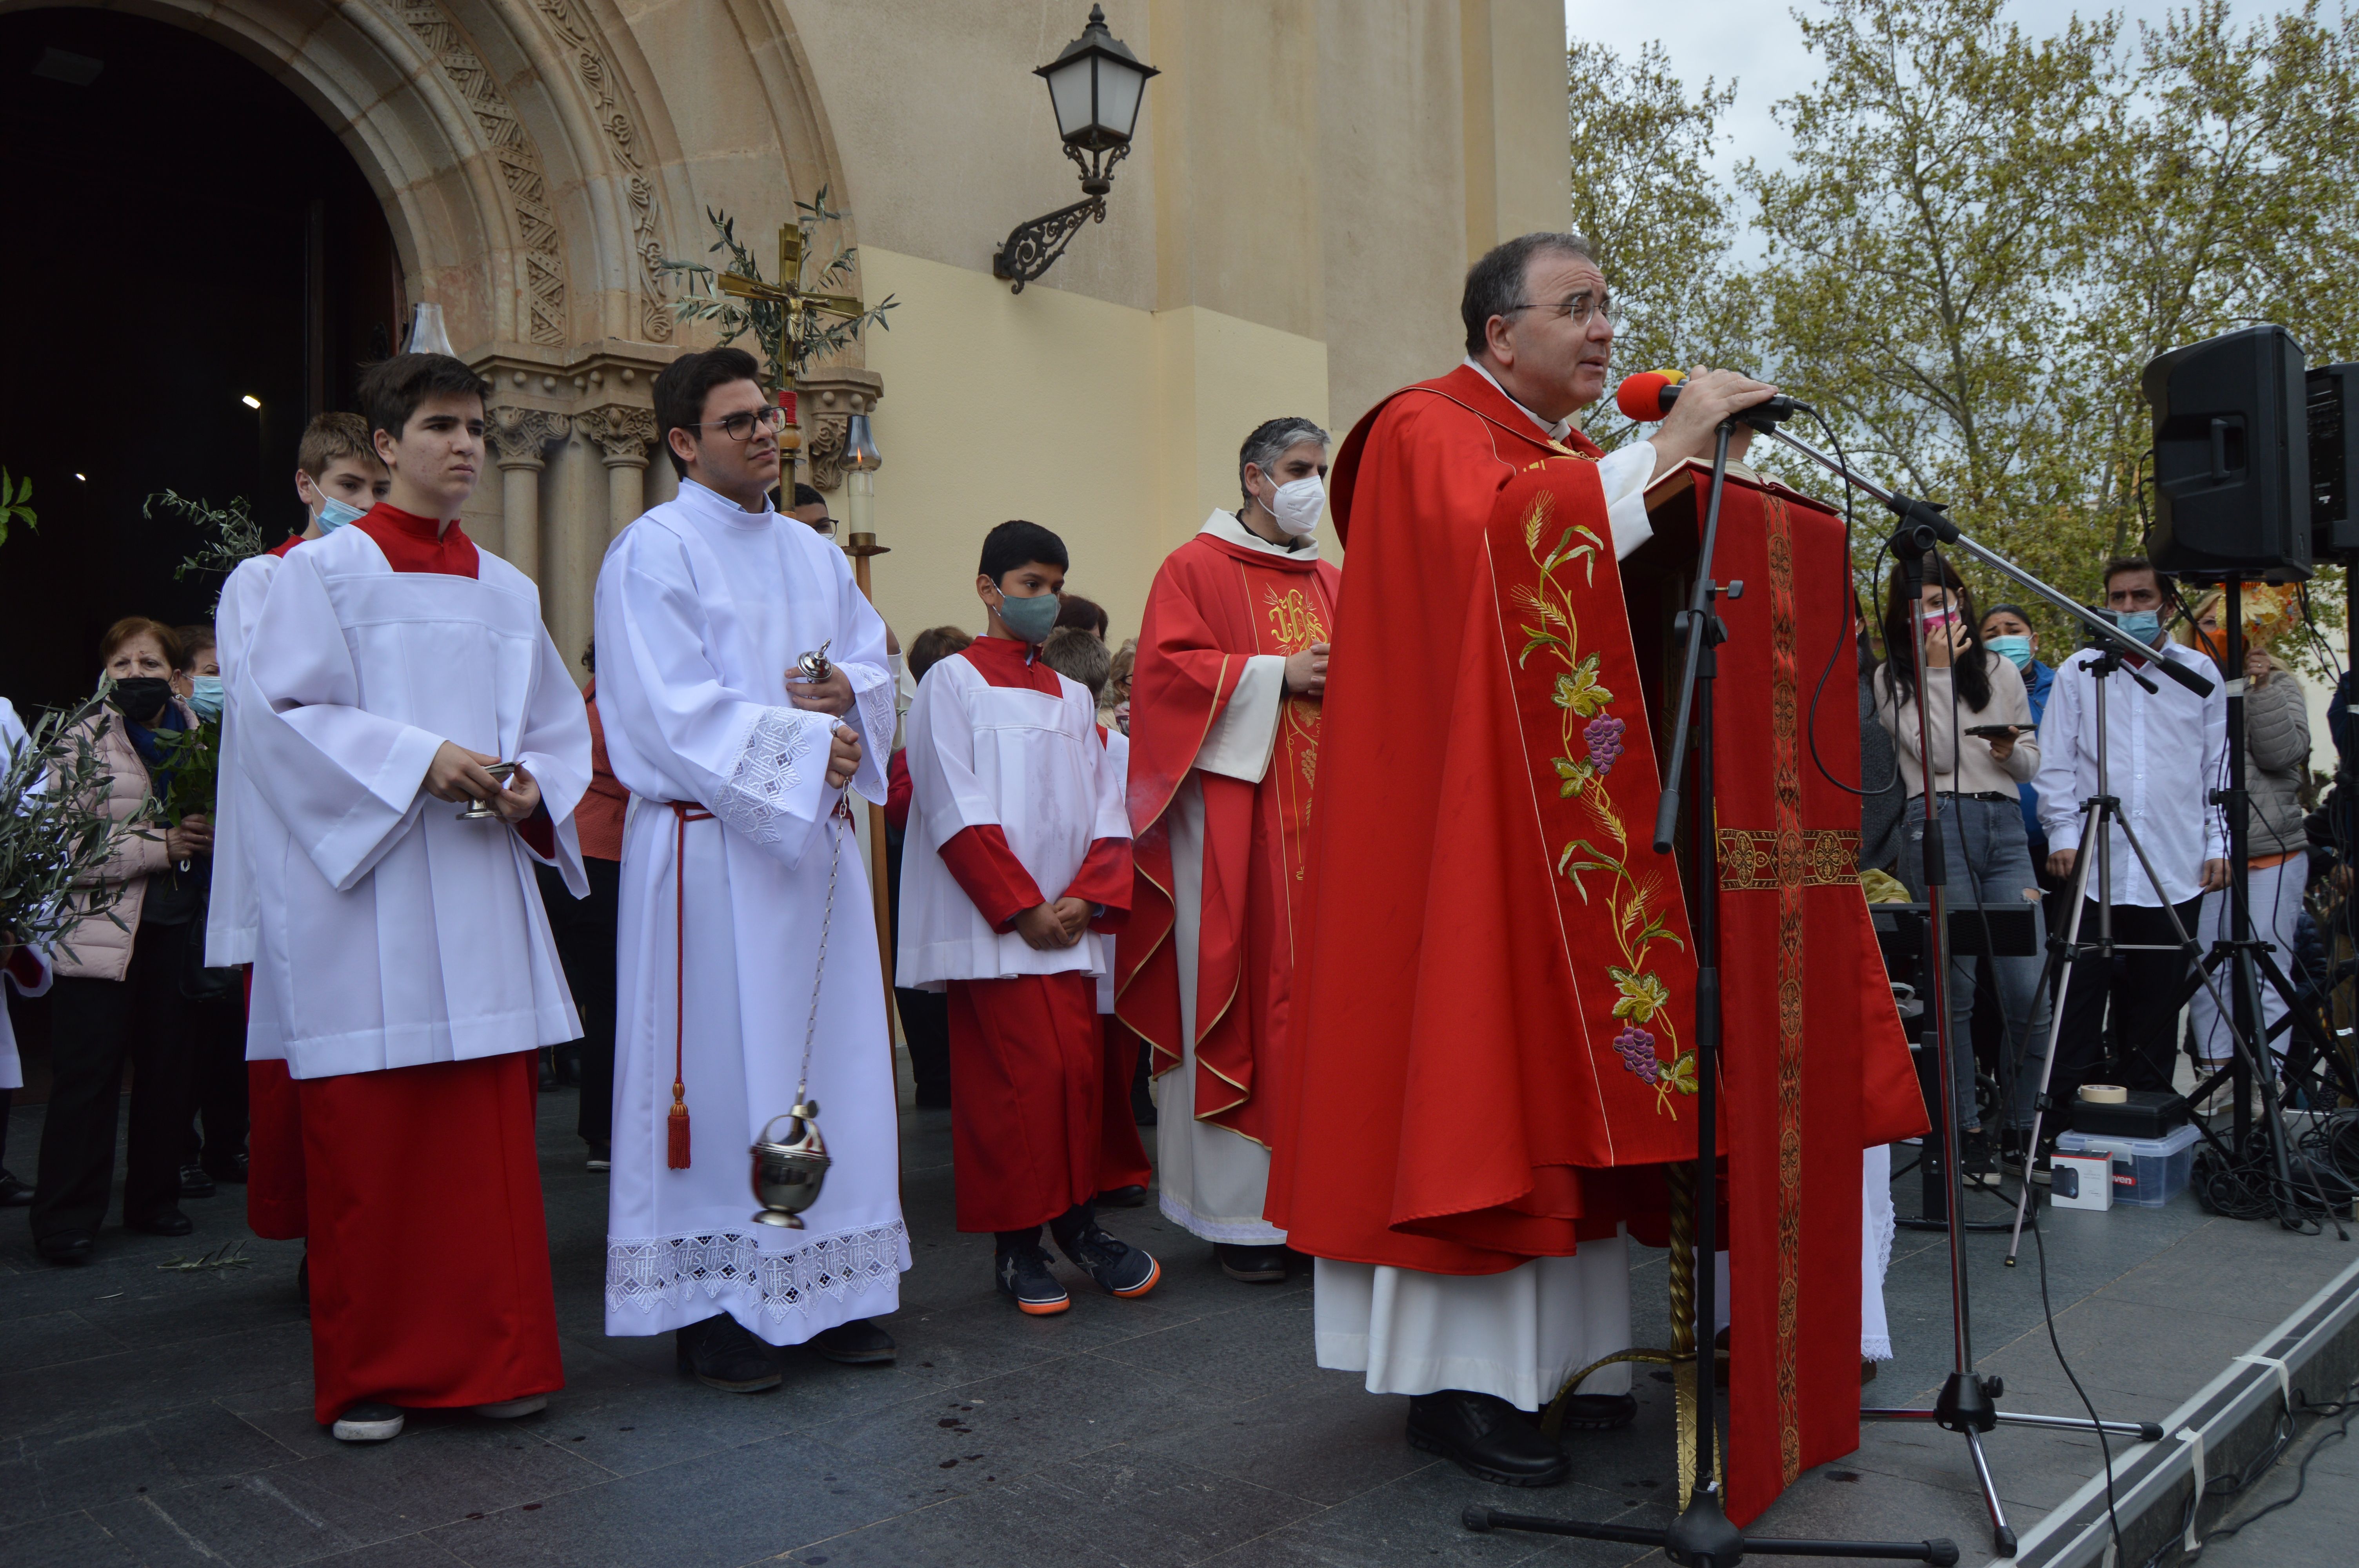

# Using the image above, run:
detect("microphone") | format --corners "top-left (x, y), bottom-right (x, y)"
top-left (1614, 369), bottom-right (1812, 428)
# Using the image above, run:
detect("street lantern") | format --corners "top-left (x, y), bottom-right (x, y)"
top-left (992, 5), bottom-right (1159, 293)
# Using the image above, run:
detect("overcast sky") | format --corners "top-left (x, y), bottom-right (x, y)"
top-left (1563, 1), bottom-right (2294, 259)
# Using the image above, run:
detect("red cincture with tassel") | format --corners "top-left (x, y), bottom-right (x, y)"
top-left (668, 802), bottom-right (714, 1168)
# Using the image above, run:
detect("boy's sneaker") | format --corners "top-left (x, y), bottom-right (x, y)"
top-left (996, 1245), bottom-right (1071, 1316)
top-left (1050, 1216), bottom-right (1160, 1298)
top-left (330, 1401), bottom-right (404, 1443)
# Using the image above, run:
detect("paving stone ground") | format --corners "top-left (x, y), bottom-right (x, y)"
top-left (4, 1076), bottom-right (2354, 1567)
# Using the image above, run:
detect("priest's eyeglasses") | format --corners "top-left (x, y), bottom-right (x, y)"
top-left (1504, 293), bottom-right (1614, 328)
top-left (691, 406), bottom-right (791, 442)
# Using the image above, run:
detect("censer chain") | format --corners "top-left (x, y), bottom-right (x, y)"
top-left (794, 808), bottom-right (843, 1106)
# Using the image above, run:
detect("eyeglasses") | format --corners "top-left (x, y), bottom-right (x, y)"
top-left (1503, 293), bottom-right (1614, 328)
top-left (807, 517), bottom-right (839, 539)
top-left (689, 406), bottom-right (790, 442)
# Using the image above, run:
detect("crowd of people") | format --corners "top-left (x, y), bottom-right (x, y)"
top-left (0, 227), bottom-right (2332, 1494)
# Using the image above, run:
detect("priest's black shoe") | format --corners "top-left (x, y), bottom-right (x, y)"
top-left (0, 1167), bottom-right (33, 1207)
top-left (676, 1314), bottom-right (781, 1392)
top-left (129, 1208), bottom-right (194, 1237)
top-left (178, 1163), bottom-right (216, 1200)
top-left (1216, 1243), bottom-right (1290, 1283)
top-left (1556, 1391), bottom-right (1637, 1431)
top-left (37, 1230), bottom-right (94, 1265)
top-left (810, 1318), bottom-right (897, 1365)
top-left (1406, 1390), bottom-right (1569, 1486)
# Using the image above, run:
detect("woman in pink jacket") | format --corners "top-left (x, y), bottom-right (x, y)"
top-left (29, 618), bottom-right (213, 1264)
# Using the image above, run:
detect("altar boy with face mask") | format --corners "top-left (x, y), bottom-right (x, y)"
top-left (238, 353), bottom-right (590, 1443)
top-left (898, 521), bottom-right (1157, 1315)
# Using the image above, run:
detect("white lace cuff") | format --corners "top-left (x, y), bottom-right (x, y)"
top-left (710, 706), bottom-right (832, 855)
top-left (605, 1223), bottom-right (909, 1328)
top-left (845, 661), bottom-right (896, 804)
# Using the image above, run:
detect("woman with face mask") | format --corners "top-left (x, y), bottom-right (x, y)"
top-left (1872, 557), bottom-right (2050, 1169)
top-left (29, 619), bottom-right (213, 1264)
top-left (2175, 592), bottom-right (2312, 1089)
top-left (1978, 603), bottom-right (2057, 892)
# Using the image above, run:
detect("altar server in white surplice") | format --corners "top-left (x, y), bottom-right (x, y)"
top-left (240, 353), bottom-right (590, 1445)
top-left (596, 348), bottom-right (907, 1392)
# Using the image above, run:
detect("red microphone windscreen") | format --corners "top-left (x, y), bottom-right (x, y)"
top-left (1614, 371), bottom-right (1673, 422)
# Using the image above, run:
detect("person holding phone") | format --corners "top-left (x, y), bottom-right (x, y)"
top-left (1871, 556), bottom-right (2048, 1165)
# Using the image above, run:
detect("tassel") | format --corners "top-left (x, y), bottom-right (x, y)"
top-left (667, 1091), bottom-right (691, 1169)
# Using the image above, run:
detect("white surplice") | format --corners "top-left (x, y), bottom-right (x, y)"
top-left (594, 479), bottom-right (907, 1347)
top-left (206, 550), bottom-right (287, 1071)
top-left (895, 652), bottom-right (1129, 991)
top-left (1311, 464), bottom-right (1661, 1410)
top-left (237, 524), bottom-right (590, 1080)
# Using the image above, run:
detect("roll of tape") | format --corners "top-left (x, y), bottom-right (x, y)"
top-left (2079, 1083), bottom-right (2128, 1104)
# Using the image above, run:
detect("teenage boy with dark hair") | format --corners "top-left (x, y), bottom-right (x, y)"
top-left (597, 345), bottom-right (907, 1391)
top-left (238, 351), bottom-right (591, 1443)
top-left (209, 411), bottom-right (394, 1256)
top-left (899, 522), bottom-right (1157, 1314)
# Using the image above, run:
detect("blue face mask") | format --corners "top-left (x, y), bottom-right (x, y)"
top-left (1986, 634), bottom-right (2033, 670)
top-left (2113, 609), bottom-right (2163, 647)
top-left (993, 587), bottom-right (1061, 645)
top-left (315, 494), bottom-right (369, 533)
top-left (187, 676), bottom-right (225, 722)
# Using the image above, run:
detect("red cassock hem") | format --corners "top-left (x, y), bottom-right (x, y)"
top-left (299, 1052), bottom-right (562, 1423)
top-left (946, 974), bottom-right (1103, 1232)
top-left (1097, 1015), bottom-right (1154, 1191)
top-left (245, 1059), bottom-right (308, 1241)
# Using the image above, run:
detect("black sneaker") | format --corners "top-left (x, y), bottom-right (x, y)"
top-left (1050, 1214), bottom-right (1160, 1298)
top-left (1094, 1185), bottom-right (1148, 1209)
top-left (330, 1401), bottom-right (404, 1443)
top-left (203, 1152), bottom-right (249, 1185)
top-left (810, 1318), bottom-right (897, 1363)
top-left (675, 1314), bottom-right (782, 1392)
top-left (996, 1245), bottom-right (1071, 1316)
top-left (178, 1163), bottom-right (216, 1200)
top-left (0, 1167), bottom-right (32, 1207)
top-left (1997, 1134), bottom-right (2054, 1186)
top-left (585, 1142), bottom-right (611, 1172)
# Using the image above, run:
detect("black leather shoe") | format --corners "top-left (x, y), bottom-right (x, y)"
top-left (37, 1231), bottom-right (95, 1265)
top-left (1406, 1390), bottom-right (1570, 1486)
top-left (0, 1168), bottom-right (33, 1207)
top-left (129, 1209), bottom-right (194, 1237)
top-left (1094, 1185), bottom-right (1147, 1209)
top-left (809, 1318), bottom-right (897, 1365)
top-left (1216, 1243), bottom-right (1290, 1283)
top-left (1556, 1392), bottom-right (1638, 1431)
top-left (178, 1163), bottom-right (216, 1200)
top-left (203, 1152), bottom-right (249, 1185)
top-left (675, 1314), bottom-right (781, 1392)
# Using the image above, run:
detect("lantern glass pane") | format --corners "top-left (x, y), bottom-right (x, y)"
top-left (1044, 54), bottom-right (1095, 141)
top-left (1096, 59), bottom-right (1147, 141)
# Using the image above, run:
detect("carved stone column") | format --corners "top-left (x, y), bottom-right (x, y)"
top-left (575, 404), bottom-right (660, 539)
top-left (794, 368), bottom-right (887, 494)
top-left (486, 407), bottom-right (571, 581)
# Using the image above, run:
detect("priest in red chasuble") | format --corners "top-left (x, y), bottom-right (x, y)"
top-left (1118, 417), bottom-right (1340, 1287)
top-left (1267, 232), bottom-right (1925, 1498)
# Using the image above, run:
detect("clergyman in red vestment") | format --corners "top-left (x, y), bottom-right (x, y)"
top-left (1118, 416), bottom-right (1341, 1286)
top-left (238, 354), bottom-right (590, 1445)
top-left (1265, 234), bottom-right (1799, 1488)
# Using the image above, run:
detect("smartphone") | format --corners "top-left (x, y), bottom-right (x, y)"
top-left (1963, 723), bottom-right (2022, 739)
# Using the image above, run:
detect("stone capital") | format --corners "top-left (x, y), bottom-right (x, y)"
top-left (487, 406), bottom-right (572, 469)
top-left (575, 404), bottom-right (660, 468)
top-left (795, 368), bottom-right (886, 492)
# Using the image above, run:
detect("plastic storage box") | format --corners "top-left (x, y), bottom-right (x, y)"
top-left (2055, 1123), bottom-right (2202, 1208)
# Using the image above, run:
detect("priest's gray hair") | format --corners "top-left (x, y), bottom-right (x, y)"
top-left (1463, 232), bottom-right (1596, 356)
top-left (1238, 416), bottom-right (1332, 503)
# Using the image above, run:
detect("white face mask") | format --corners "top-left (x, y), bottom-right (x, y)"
top-left (1262, 474), bottom-right (1326, 539)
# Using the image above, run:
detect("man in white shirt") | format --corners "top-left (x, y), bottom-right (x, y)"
top-left (2033, 555), bottom-right (2228, 1119)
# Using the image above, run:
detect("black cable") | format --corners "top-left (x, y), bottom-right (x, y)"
top-left (2028, 1210), bottom-right (2126, 1568)
top-left (2183, 1377), bottom-right (2359, 1557)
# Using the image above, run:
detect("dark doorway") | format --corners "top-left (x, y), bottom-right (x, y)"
top-left (0, 6), bottom-right (400, 718)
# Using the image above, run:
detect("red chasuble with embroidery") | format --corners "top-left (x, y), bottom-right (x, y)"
top-left (1265, 370), bottom-right (1926, 1525)
top-left (1117, 533), bottom-right (1339, 1145)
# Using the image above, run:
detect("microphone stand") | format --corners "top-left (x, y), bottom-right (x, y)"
top-left (1467, 420), bottom-right (1961, 1567)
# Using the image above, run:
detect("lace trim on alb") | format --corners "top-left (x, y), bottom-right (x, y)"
top-left (854, 668), bottom-right (897, 758)
top-left (605, 1222), bottom-right (907, 1324)
top-left (710, 708), bottom-right (815, 846)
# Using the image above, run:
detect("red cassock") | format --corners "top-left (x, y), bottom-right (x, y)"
top-left (294, 509), bottom-right (563, 1423)
top-left (1265, 366), bottom-right (1926, 1523)
top-left (1116, 533), bottom-right (1340, 1145)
